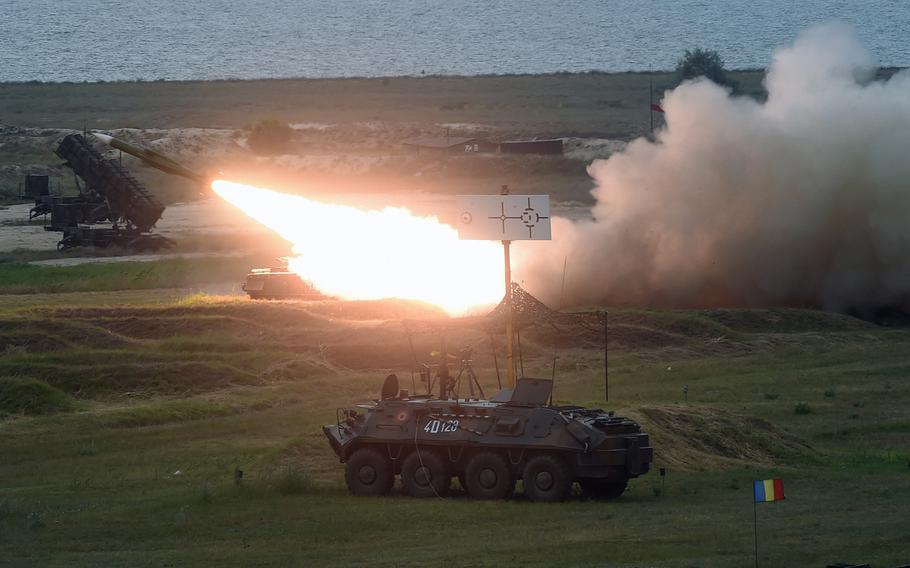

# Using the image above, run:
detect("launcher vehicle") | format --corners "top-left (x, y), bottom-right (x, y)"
top-left (324, 371), bottom-right (653, 502)
top-left (24, 132), bottom-right (207, 251)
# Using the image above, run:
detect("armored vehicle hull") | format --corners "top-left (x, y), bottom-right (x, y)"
top-left (324, 377), bottom-right (652, 501)
top-left (242, 268), bottom-right (325, 300)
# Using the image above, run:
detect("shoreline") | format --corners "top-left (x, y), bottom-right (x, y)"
top-left (0, 68), bottom-right (759, 86)
top-left (0, 66), bottom-right (904, 86)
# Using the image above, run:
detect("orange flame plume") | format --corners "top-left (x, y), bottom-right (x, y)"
top-left (212, 180), bottom-right (505, 315)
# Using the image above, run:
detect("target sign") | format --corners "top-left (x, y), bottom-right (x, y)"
top-left (456, 194), bottom-right (551, 240)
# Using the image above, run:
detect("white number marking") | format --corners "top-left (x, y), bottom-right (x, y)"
top-left (423, 419), bottom-right (459, 434)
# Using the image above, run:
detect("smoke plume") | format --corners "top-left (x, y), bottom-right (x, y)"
top-left (519, 23), bottom-right (910, 313)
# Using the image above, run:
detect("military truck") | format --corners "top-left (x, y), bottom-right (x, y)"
top-left (324, 374), bottom-right (652, 501)
top-left (242, 267), bottom-right (324, 300)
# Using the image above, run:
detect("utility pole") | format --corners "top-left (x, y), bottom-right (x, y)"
top-left (649, 64), bottom-right (654, 134)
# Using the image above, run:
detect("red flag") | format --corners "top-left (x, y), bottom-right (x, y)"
top-left (650, 103), bottom-right (665, 113)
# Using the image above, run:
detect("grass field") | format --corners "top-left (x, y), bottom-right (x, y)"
top-left (1, 287), bottom-right (908, 567)
top-left (0, 255), bottom-right (266, 296)
top-left (0, 71), bottom-right (771, 204)
top-left (0, 72), bottom-right (767, 134)
top-left (2, 69), bottom-right (909, 566)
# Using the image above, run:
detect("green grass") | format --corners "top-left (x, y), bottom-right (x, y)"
top-left (0, 293), bottom-right (908, 566)
top-left (0, 377), bottom-right (75, 416)
top-left (0, 71), bottom-right (767, 133)
top-left (0, 255), bottom-right (258, 295)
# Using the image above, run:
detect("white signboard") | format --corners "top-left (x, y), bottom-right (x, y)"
top-left (456, 195), bottom-right (551, 240)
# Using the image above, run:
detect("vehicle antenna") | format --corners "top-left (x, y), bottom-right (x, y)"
top-left (404, 322), bottom-right (418, 394)
top-left (488, 332), bottom-right (502, 389)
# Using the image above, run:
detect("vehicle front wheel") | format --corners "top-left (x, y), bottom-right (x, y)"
top-left (345, 447), bottom-right (394, 496)
top-left (522, 454), bottom-right (572, 502)
top-left (464, 451), bottom-right (514, 500)
top-left (401, 450), bottom-right (450, 498)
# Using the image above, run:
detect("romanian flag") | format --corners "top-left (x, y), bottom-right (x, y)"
top-left (753, 479), bottom-right (785, 503)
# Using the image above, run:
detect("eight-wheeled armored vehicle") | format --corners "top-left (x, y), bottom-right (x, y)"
top-left (324, 373), bottom-right (652, 501)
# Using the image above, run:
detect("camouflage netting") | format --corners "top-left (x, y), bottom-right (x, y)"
top-left (403, 282), bottom-right (605, 336)
top-left (486, 282), bottom-right (604, 331)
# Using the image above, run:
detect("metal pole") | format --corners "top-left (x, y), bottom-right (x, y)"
top-left (753, 498), bottom-right (759, 568)
top-left (439, 333), bottom-right (449, 399)
top-left (604, 311), bottom-right (609, 401)
top-left (405, 326), bottom-right (417, 394)
top-left (516, 327), bottom-right (524, 377)
top-left (489, 333), bottom-right (502, 389)
top-left (504, 239), bottom-right (515, 387)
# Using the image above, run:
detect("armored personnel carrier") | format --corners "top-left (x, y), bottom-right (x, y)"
top-left (324, 373), bottom-right (652, 501)
top-left (242, 266), bottom-right (325, 300)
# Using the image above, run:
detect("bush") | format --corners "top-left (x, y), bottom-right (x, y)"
top-left (0, 377), bottom-right (74, 416)
top-left (823, 389), bottom-right (836, 399)
top-left (794, 402), bottom-right (813, 415)
top-left (247, 120), bottom-right (295, 155)
top-left (763, 393), bottom-right (780, 400)
top-left (676, 48), bottom-right (736, 89)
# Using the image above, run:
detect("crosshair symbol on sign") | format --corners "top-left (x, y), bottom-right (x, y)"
top-left (489, 198), bottom-right (549, 238)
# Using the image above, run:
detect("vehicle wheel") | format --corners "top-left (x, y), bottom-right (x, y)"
top-left (522, 454), bottom-right (572, 502)
top-left (401, 450), bottom-right (450, 498)
top-left (464, 451), bottom-right (514, 500)
top-left (579, 478), bottom-right (628, 500)
top-left (345, 447), bottom-right (394, 497)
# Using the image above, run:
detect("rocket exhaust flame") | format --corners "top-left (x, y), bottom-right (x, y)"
top-left (211, 180), bottom-right (505, 315)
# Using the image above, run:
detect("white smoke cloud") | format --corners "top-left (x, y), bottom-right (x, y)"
top-left (518, 22), bottom-right (910, 313)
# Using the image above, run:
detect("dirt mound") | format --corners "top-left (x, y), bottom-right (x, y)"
top-left (0, 331), bottom-right (68, 353)
top-left (632, 405), bottom-right (813, 470)
top-left (0, 318), bottom-right (134, 350)
top-left (73, 315), bottom-right (269, 341)
top-left (0, 360), bottom-right (258, 398)
top-left (0, 377), bottom-right (75, 416)
top-left (260, 357), bottom-right (334, 381)
top-left (321, 341), bottom-right (417, 370)
top-left (304, 299), bottom-right (446, 321)
top-left (609, 311), bottom-right (734, 338)
top-left (46, 303), bottom-right (347, 345)
top-left (699, 308), bottom-right (871, 333)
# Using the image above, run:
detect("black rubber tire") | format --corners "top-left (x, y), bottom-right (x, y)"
top-left (344, 447), bottom-right (394, 497)
top-left (464, 451), bottom-right (514, 500)
top-left (579, 478), bottom-right (628, 500)
top-left (401, 450), bottom-right (450, 498)
top-left (522, 454), bottom-right (573, 502)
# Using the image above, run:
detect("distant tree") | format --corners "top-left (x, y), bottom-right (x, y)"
top-left (247, 120), bottom-right (295, 155)
top-left (675, 48), bottom-right (736, 90)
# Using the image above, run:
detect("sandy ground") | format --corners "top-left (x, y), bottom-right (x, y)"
top-left (0, 197), bottom-right (262, 252)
